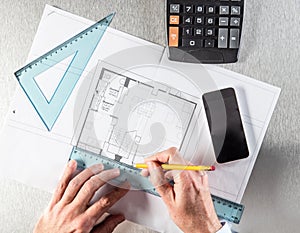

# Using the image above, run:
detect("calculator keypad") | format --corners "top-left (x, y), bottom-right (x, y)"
top-left (167, 0), bottom-right (244, 63)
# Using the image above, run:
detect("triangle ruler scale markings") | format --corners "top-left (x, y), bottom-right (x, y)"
top-left (15, 13), bottom-right (115, 131)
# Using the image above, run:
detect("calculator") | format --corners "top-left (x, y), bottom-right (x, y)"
top-left (166, 0), bottom-right (245, 63)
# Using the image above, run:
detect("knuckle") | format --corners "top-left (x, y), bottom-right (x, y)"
top-left (84, 182), bottom-right (93, 191)
top-left (92, 174), bottom-right (102, 182)
top-left (179, 170), bottom-right (188, 180)
top-left (168, 147), bottom-right (178, 154)
top-left (55, 181), bottom-right (67, 194)
top-left (98, 196), bottom-right (111, 208)
top-left (69, 179), bottom-right (80, 189)
top-left (53, 202), bottom-right (65, 215)
top-left (167, 147), bottom-right (179, 160)
top-left (97, 170), bottom-right (114, 182)
top-left (178, 172), bottom-right (193, 189)
top-left (79, 186), bottom-right (92, 197)
top-left (59, 181), bottom-right (67, 190)
top-left (75, 217), bottom-right (91, 232)
top-left (85, 177), bottom-right (98, 190)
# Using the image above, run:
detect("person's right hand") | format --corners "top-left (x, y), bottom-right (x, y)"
top-left (141, 147), bottom-right (222, 233)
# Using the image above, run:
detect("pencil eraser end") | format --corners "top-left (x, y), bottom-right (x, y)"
top-left (211, 166), bottom-right (216, 171)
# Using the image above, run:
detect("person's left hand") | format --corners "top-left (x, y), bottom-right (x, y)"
top-left (33, 160), bottom-right (130, 233)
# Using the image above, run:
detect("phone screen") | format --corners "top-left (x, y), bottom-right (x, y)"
top-left (202, 88), bottom-right (249, 163)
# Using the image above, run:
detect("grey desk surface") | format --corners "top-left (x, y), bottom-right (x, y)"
top-left (0, 1), bottom-right (299, 232)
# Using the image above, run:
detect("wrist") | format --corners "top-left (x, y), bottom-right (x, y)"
top-left (180, 217), bottom-right (222, 233)
top-left (198, 219), bottom-right (222, 233)
top-left (209, 220), bottom-right (222, 233)
top-left (199, 216), bottom-right (223, 233)
top-left (206, 213), bottom-right (223, 233)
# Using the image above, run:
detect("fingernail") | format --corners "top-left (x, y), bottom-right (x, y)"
top-left (89, 163), bottom-right (104, 174)
top-left (140, 169), bottom-right (149, 177)
top-left (68, 160), bottom-right (76, 168)
top-left (199, 171), bottom-right (207, 176)
top-left (111, 168), bottom-right (120, 176)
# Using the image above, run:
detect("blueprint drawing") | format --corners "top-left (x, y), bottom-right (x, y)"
top-left (76, 67), bottom-right (197, 165)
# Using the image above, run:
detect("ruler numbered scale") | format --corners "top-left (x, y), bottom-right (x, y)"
top-left (14, 12), bottom-right (244, 225)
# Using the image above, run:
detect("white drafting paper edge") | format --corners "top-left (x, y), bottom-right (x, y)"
top-left (0, 4), bottom-right (280, 233)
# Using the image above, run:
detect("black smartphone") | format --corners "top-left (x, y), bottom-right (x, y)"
top-left (202, 88), bottom-right (249, 163)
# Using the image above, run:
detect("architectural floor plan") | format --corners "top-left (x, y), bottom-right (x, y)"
top-left (76, 66), bottom-right (197, 165)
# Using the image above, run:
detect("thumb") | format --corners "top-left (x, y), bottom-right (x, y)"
top-left (147, 162), bottom-right (174, 204)
top-left (92, 214), bottom-right (125, 233)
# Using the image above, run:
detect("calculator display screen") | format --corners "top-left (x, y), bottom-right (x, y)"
top-left (202, 88), bottom-right (249, 163)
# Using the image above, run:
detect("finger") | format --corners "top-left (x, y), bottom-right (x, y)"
top-left (85, 182), bottom-right (130, 223)
top-left (140, 168), bottom-right (149, 177)
top-left (147, 162), bottom-right (174, 205)
top-left (201, 172), bottom-right (209, 187)
top-left (164, 169), bottom-right (181, 181)
top-left (174, 171), bottom-right (210, 198)
top-left (61, 163), bottom-right (104, 204)
top-left (168, 151), bottom-right (188, 165)
top-left (144, 147), bottom-right (178, 164)
top-left (189, 170), bottom-right (210, 191)
top-left (73, 168), bottom-right (120, 206)
top-left (91, 214), bottom-right (125, 233)
top-left (49, 160), bottom-right (77, 208)
top-left (141, 148), bottom-right (188, 178)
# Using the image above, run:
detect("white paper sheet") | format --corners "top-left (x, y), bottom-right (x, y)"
top-left (0, 5), bottom-right (280, 233)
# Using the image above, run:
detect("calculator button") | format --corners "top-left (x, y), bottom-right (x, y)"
top-left (205, 28), bottom-right (215, 36)
top-left (229, 28), bottom-right (240, 48)
top-left (219, 17), bottom-right (229, 26)
top-left (230, 17), bottom-right (240, 26)
top-left (169, 27), bottom-right (179, 47)
top-left (183, 16), bottom-right (193, 24)
top-left (184, 5), bottom-right (194, 13)
top-left (206, 17), bottom-right (215, 25)
top-left (196, 5), bottom-right (204, 13)
top-left (183, 27), bottom-right (193, 36)
top-left (231, 6), bottom-right (241, 15)
top-left (194, 27), bottom-right (203, 36)
top-left (167, 0), bottom-right (244, 63)
top-left (204, 39), bottom-right (215, 48)
top-left (218, 28), bottom-right (228, 48)
top-left (220, 6), bottom-right (229, 15)
top-left (170, 4), bottom-right (180, 14)
top-left (195, 16), bottom-right (204, 25)
top-left (182, 39), bottom-right (203, 47)
top-left (206, 6), bottom-right (216, 14)
top-left (170, 15), bottom-right (180, 25)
